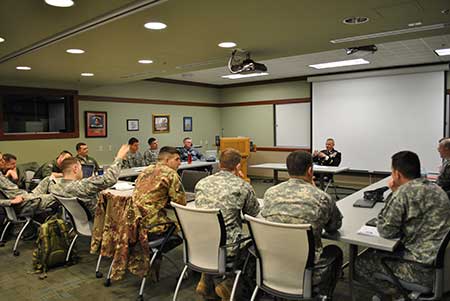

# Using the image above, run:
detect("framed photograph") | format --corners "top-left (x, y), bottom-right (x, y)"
top-left (127, 119), bottom-right (139, 131)
top-left (85, 111), bottom-right (107, 137)
top-left (152, 114), bottom-right (170, 133)
top-left (183, 116), bottom-right (192, 132)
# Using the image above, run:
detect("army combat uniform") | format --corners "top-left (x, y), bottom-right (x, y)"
top-left (143, 149), bottom-right (159, 166)
top-left (75, 154), bottom-right (100, 172)
top-left (33, 159), bottom-right (62, 180)
top-left (195, 170), bottom-right (260, 255)
top-left (110, 162), bottom-right (186, 280)
top-left (179, 147), bottom-right (203, 162)
top-left (262, 178), bottom-right (343, 297)
top-left (437, 158), bottom-right (450, 198)
top-left (33, 157), bottom-right (123, 216)
top-left (0, 173), bottom-right (56, 216)
top-left (355, 178), bottom-right (450, 293)
top-left (123, 151), bottom-right (144, 168)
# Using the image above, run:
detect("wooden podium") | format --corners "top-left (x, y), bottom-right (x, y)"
top-left (220, 137), bottom-right (250, 182)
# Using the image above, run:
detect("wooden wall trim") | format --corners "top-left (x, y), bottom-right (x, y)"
top-left (0, 85), bottom-right (78, 95)
top-left (79, 95), bottom-right (311, 107)
top-left (257, 146), bottom-right (311, 152)
top-left (219, 98), bottom-right (311, 107)
top-left (146, 78), bottom-right (221, 89)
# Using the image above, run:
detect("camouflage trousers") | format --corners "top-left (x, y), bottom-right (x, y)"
top-left (16, 195), bottom-right (57, 217)
top-left (313, 244), bottom-right (344, 297)
top-left (355, 248), bottom-right (433, 293)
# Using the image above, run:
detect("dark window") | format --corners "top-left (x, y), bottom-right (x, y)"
top-left (0, 86), bottom-right (79, 140)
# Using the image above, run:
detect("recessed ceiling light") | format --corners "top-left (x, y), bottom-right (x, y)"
top-left (408, 21), bottom-right (422, 27)
top-left (309, 58), bottom-right (369, 69)
top-left (434, 48), bottom-right (450, 56)
top-left (16, 66), bottom-right (31, 70)
top-left (221, 72), bottom-right (269, 79)
top-left (0, 37), bottom-right (5, 43)
top-left (138, 59), bottom-right (153, 64)
top-left (66, 48), bottom-right (85, 54)
top-left (343, 16), bottom-right (369, 25)
top-left (44, 0), bottom-right (74, 7)
top-left (218, 42), bottom-right (237, 48)
top-left (144, 22), bottom-right (167, 30)
top-left (81, 72), bottom-right (94, 77)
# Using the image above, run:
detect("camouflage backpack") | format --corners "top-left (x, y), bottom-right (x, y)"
top-left (32, 215), bottom-right (72, 274)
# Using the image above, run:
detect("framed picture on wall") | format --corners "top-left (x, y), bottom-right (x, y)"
top-left (85, 111), bottom-right (107, 137)
top-left (127, 119), bottom-right (139, 131)
top-left (152, 114), bottom-right (170, 133)
top-left (183, 116), bottom-right (192, 132)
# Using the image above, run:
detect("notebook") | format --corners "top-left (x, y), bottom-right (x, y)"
top-left (81, 164), bottom-right (95, 178)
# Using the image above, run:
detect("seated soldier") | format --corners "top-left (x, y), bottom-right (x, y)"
top-left (33, 150), bottom-right (73, 180)
top-left (436, 138), bottom-right (450, 198)
top-left (313, 138), bottom-right (341, 166)
top-left (143, 137), bottom-right (159, 166)
top-left (355, 151), bottom-right (450, 299)
top-left (194, 148), bottom-right (260, 300)
top-left (123, 137), bottom-right (144, 168)
top-left (32, 145), bottom-right (128, 216)
top-left (262, 150), bottom-right (343, 299)
top-left (75, 142), bottom-right (100, 172)
top-left (1, 153), bottom-right (26, 189)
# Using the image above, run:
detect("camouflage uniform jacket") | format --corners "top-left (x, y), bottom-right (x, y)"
top-left (34, 159), bottom-right (61, 179)
top-left (143, 149), bottom-right (159, 166)
top-left (377, 178), bottom-right (450, 264)
top-left (76, 154), bottom-right (100, 172)
top-left (123, 151), bottom-right (144, 168)
top-left (195, 170), bottom-right (260, 256)
top-left (0, 172), bottom-right (28, 205)
top-left (33, 157), bottom-right (123, 215)
top-left (108, 162), bottom-right (186, 280)
top-left (437, 158), bottom-right (450, 197)
top-left (179, 147), bottom-right (203, 162)
top-left (262, 178), bottom-right (342, 261)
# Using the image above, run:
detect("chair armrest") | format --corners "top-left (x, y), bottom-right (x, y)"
top-left (223, 236), bottom-right (252, 248)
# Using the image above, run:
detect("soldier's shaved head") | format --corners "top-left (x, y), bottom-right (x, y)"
top-left (391, 151), bottom-right (420, 180)
top-left (286, 151), bottom-right (313, 176)
top-left (158, 146), bottom-right (179, 160)
top-left (219, 148), bottom-right (241, 170)
top-left (60, 157), bottom-right (81, 173)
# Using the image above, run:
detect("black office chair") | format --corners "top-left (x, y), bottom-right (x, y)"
top-left (373, 229), bottom-right (450, 300)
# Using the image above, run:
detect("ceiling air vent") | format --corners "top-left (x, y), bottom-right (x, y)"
top-left (343, 16), bottom-right (369, 25)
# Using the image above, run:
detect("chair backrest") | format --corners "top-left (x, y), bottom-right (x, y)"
top-left (436, 229), bottom-right (450, 293)
top-left (0, 189), bottom-right (18, 221)
top-left (245, 215), bottom-right (315, 298)
top-left (171, 202), bottom-right (227, 273)
top-left (53, 196), bottom-right (92, 236)
top-left (181, 170), bottom-right (209, 193)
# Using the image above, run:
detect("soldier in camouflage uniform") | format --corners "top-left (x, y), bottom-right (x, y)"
top-left (33, 150), bottom-right (72, 180)
top-left (0, 153), bottom-right (56, 217)
top-left (194, 148), bottom-right (260, 300)
top-left (123, 137), bottom-right (144, 168)
top-left (75, 142), bottom-right (100, 172)
top-left (436, 138), bottom-right (450, 198)
top-left (355, 151), bottom-right (450, 298)
top-left (262, 150), bottom-right (343, 299)
top-left (143, 137), bottom-right (159, 166)
top-left (32, 145), bottom-right (128, 216)
top-left (109, 146), bottom-right (185, 280)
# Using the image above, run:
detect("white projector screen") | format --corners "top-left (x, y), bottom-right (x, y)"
top-left (275, 103), bottom-right (311, 148)
top-left (312, 71), bottom-right (445, 173)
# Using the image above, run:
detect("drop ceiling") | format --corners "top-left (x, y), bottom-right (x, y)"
top-left (0, 0), bottom-right (449, 89)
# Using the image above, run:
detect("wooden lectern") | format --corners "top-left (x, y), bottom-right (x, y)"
top-left (220, 137), bottom-right (251, 182)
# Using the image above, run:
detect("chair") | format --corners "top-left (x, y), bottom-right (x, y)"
top-left (373, 229), bottom-right (450, 300)
top-left (0, 190), bottom-right (47, 256)
top-left (244, 214), bottom-right (318, 301)
top-left (180, 170), bottom-right (209, 193)
top-left (171, 202), bottom-right (249, 301)
top-left (103, 220), bottom-right (182, 301)
top-left (52, 196), bottom-right (93, 263)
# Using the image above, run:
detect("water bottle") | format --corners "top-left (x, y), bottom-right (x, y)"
top-left (97, 168), bottom-right (104, 176)
top-left (188, 153), bottom-right (192, 164)
top-left (420, 167), bottom-right (427, 179)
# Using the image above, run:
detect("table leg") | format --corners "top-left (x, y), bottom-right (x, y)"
top-left (349, 244), bottom-right (358, 301)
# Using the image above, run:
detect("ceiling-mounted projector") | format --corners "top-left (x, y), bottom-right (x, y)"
top-left (228, 49), bottom-right (267, 74)
top-left (345, 44), bottom-right (377, 55)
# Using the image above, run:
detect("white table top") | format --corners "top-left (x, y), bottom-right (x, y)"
top-left (119, 160), bottom-right (219, 178)
top-left (335, 176), bottom-right (399, 251)
top-left (249, 163), bottom-right (349, 174)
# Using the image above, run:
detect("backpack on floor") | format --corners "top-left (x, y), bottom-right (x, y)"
top-left (32, 215), bottom-right (72, 273)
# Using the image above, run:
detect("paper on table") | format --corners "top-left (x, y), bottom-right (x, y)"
top-left (112, 182), bottom-right (135, 191)
top-left (357, 225), bottom-right (380, 237)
